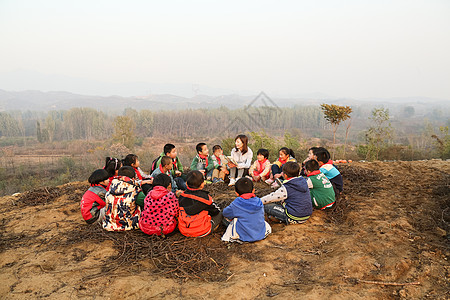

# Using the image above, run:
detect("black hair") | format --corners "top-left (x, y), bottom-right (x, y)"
top-left (315, 149), bottom-right (330, 164)
top-left (212, 145), bottom-right (222, 153)
top-left (257, 148), bottom-right (269, 159)
top-left (118, 166), bottom-right (136, 178)
top-left (196, 143), bottom-right (207, 154)
top-left (104, 157), bottom-right (122, 177)
top-left (160, 156), bottom-right (172, 166)
top-left (122, 154), bottom-right (138, 166)
top-left (305, 159), bottom-right (320, 172)
top-left (152, 173), bottom-right (171, 188)
top-left (280, 147), bottom-right (295, 159)
top-left (235, 177), bottom-right (253, 195)
top-left (312, 147), bottom-right (330, 159)
top-left (164, 144), bottom-right (176, 155)
top-left (88, 169), bottom-right (110, 185)
top-left (309, 146), bottom-right (319, 153)
top-left (186, 170), bottom-right (204, 189)
top-left (282, 161), bottom-right (300, 178)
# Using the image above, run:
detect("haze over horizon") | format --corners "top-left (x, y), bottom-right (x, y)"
top-left (1, 1), bottom-right (449, 100)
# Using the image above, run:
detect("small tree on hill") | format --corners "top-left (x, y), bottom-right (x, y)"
top-left (365, 107), bottom-right (394, 160)
top-left (320, 104), bottom-right (352, 158)
top-left (113, 116), bottom-right (136, 150)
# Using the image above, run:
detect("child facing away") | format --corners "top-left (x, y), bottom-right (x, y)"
top-left (228, 134), bottom-right (253, 186)
top-left (151, 156), bottom-right (182, 196)
top-left (304, 160), bottom-right (336, 210)
top-left (139, 173), bottom-right (179, 236)
top-left (265, 147), bottom-right (296, 188)
top-left (315, 148), bottom-right (344, 199)
top-left (261, 161), bottom-right (312, 224)
top-left (249, 148), bottom-right (271, 182)
top-left (154, 143), bottom-right (186, 190)
top-left (103, 166), bottom-right (141, 231)
top-left (80, 169), bottom-right (110, 224)
top-left (178, 170), bottom-right (223, 237)
top-left (104, 157), bottom-right (122, 189)
top-left (211, 145), bottom-right (229, 183)
top-left (190, 143), bottom-right (217, 181)
top-left (221, 178), bottom-right (272, 243)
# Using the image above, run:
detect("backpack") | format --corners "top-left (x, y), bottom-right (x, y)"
top-left (150, 156), bottom-right (161, 174)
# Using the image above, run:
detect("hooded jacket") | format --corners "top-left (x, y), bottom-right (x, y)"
top-left (223, 193), bottom-right (267, 242)
top-left (283, 177), bottom-right (313, 219)
top-left (103, 176), bottom-right (141, 231)
top-left (139, 186), bottom-right (179, 235)
top-left (80, 185), bottom-right (107, 224)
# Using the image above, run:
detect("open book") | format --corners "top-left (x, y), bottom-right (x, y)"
top-left (223, 156), bottom-right (238, 166)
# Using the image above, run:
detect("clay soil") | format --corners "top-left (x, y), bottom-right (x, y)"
top-left (0, 160), bottom-right (449, 299)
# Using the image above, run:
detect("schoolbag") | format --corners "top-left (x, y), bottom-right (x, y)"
top-left (150, 156), bottom-right (161, 174)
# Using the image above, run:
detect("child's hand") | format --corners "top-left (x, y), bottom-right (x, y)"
top-left (274, 173), bottom-right (282, 179)
top-left (227, 162), bottom-right (236, 168)
top-left (199, 170), bottom-right (206, 175)
top-left (175, 170), bottom-right (182, 177)
top-left (142, 178), bottom-right (153, 185)
top-left (176, 190), bottom-right (183, 197)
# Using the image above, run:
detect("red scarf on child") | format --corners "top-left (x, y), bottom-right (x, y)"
top-left (240, 193), bottom-right (256, 199)
top-left (214, 155), bottom-right (221, 165)
top-left (133, 167), bottom-right (143, 180)
top-left (172, 158), bottom-right (178, 170)
top-left (278, 157), bottom-right (288, 165)
top-left (198, 154), bottom-right (209, 167)
top-left (257, 159), bottom-right (268, 173)
top-left (325, 159), bottom-right (333, 165)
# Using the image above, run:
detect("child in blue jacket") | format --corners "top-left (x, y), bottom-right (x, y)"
top-left (262, 161), bottom-right (312, 224)
top-left (222, 177), bottom-right (271, 243)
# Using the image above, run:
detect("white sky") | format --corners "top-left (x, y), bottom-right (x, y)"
top-left (1, 0), bottom-right (449, 99)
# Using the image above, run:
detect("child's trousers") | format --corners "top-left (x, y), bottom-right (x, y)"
top-left (212, 169), bottom-right (226, 180)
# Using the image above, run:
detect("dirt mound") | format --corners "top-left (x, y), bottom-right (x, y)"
top-left (0, 161), bottom-right (449, 299)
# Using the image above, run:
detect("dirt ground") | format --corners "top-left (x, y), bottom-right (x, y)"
top-left (0, 160), bottom-right (449, 299)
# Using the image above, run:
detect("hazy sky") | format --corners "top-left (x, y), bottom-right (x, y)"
top-left (1, 0), bottom-right (449, 99)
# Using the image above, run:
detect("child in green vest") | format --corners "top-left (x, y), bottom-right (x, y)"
top-left (304, 159), bottom-right (336, 210)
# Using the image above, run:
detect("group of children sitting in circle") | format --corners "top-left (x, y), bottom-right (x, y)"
top-left (80, 134), bottom-right (343, 243)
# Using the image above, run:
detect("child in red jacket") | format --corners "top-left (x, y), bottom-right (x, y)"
top-left (80, 169), bottom-right (110, 224)
top-left (139, 173), bottom-right (179, 236)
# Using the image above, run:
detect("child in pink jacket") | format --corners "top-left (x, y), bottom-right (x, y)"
top-left (139, 173), bottom-right (179, 236)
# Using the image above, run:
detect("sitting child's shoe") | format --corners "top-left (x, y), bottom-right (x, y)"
top-left (212, 178), bottom-right (220, 184)
top-left (228, 178), bottom-right (236, 186)
top-left (218, 178), bottom-right (225, 183)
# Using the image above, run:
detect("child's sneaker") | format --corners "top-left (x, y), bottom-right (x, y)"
top-left (228, 178), bottom-right (236, 186)
top-left (212, 178), bottom-right (220, 184)
top-left (265, 178), bottom-right (274, 185)
top-left (205, 180), bottom-right (213, 184)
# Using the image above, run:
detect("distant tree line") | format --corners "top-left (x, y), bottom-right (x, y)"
top-left (0, 106), bottom-right (329, 141)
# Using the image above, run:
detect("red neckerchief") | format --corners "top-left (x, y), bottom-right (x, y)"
top-left (278, 157), bottom-right (288, 165)
top-left (214, 155), bottom-right (221, 165)
top-left (307, 170), bottom-right (321, 177)
top-left (172, 158), bottom-right (178, 170)
top-left (199, 154), bottom-right (209, 167)
top-left (257, 158), bottom-right (268, 172)
top-left (133, 167), bottom-right (142, 180)
top-left (240, 193), bottom-right (256, 199)
top-left (159, 164), bottom-right (169, 175)
top-left (325, 159), bottom-right (333, 165)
